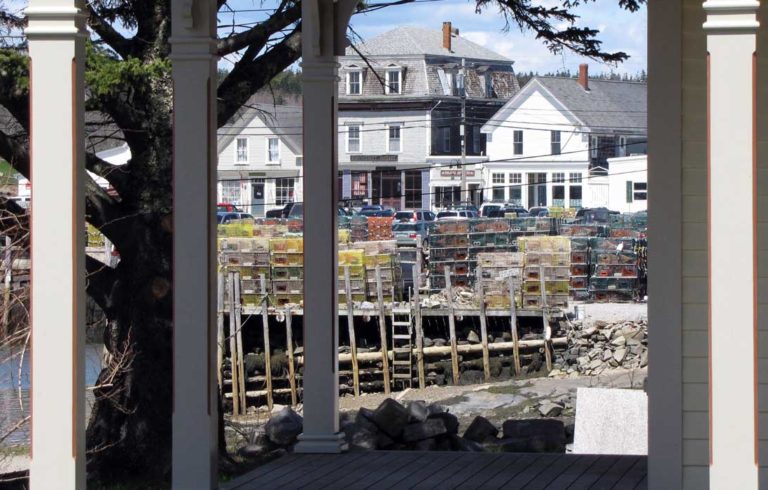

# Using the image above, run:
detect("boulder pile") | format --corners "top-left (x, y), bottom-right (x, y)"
top-left (550, 319), bottom-right (648, 377)
top-left (241, 398), bottom-right (572, 459)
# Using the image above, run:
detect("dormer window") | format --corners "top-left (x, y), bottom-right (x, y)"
top-left (386, 69), bottom-right (401, 94)
top-left (347, 69), bottom-right (362, 95)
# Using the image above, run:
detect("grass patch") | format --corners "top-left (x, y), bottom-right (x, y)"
top-left (486, 380), bottom-right (533, 395)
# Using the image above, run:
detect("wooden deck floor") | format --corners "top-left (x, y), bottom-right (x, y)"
top-left (222, 452), bottom-right (647, 489)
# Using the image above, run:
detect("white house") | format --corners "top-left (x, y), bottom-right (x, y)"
top-left (481, 66), bottom-right (646, 210)
top-left (606, 154), bottom-right (647, 213)
top-left (216, 103), bottom-right (304, 216)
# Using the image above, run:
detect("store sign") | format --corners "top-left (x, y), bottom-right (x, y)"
top-left (350, 154), bottom-right (398, 162)
top-left (440, 170), bottom-right (476, 178)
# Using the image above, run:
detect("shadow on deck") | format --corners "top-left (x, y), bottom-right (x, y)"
top-left (221, 451), bottom-right (647, 489)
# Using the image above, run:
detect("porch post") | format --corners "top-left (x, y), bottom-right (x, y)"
top-left (704, 1), bottom-right (760, 487)
top-left (296, 0), bottom-right (357, 453)
top-left (26, 1), bottom-right (86, 487)
top-left (169, 0), bottom-right (218, 487)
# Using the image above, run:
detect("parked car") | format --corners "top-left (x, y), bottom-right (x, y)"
top-left (394, 209), bottom-right (436, 223)
top-left (359, 204), bottom-right (384, 213)
top-left (392, 221), bottom-right (429, 246)
top-left (359, 208), bottom-right (395, 217)
top-left (575, 207), bottom-right (618, 223)
top-left (217, 202), bottom-right (242, 213)
top-left (217, 212), bottom-right (254, 224)
top-left (488, 206), bottom-right (529, 218)
top-left (450, 203), bottom-right (480, 214)
top-left (436, 210), bottom-right (476, 220)
top-left (528, 206), bottom-right (549, 217)
top-left (479, 202), bottom-right (504, 217)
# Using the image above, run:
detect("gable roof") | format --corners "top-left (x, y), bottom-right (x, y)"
top-left (217, 100), bottom-right (303, 155)
top-left (347, 26), bottom-right (511, 63)
top-left (482, 77), bottom-right (646, 134)
top-left (535, 77), bottom-right (646, 133)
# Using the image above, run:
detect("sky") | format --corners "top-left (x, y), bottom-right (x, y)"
top-left (6, 0), bottom-right (647, 76)
top-left (345, 0), bottom-right (647, 76)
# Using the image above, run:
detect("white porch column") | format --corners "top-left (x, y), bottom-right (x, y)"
top-left (704, 1), bottom-right (759, 487)
top-left (296, 0), bottom-right (357, 453)
top-left (26, 1), bottom-right (86, 487)
top-left (170, 0), bottom-right (218, 487)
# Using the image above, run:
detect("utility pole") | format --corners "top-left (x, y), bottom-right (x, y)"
top-left (459, 58), bottom-right (468, 205)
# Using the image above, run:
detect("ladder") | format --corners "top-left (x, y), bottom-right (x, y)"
top-left (390, 307), bottom-right (413, 389)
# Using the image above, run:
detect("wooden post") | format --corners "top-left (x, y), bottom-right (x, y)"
top-left (344, 266), bottom-right (360, 397)
top-left (234, 273), bottom-right (246, 412)
top-left (543, 312), bottom-right (553, 372)
top-left (415, 235), bottom-right (423, 291)
top-left (508, 276), bottom-right (521, 374)
top-left (412, 261), bottom-right (425, 389)
top-left (285, 308), bottom-right (298, 406)
top-left (444, 267), bottom-right (460, 385)
top-left (226, 273), bottom-right (240, 416)
top-left (375, 265), bottom-right (391, 394)
top-left (216, 270), bottom-right (225, 396)
top-left (538, 264), bottom-right (552, 371)
top-left (477, 266), bottom-right (491, 381)
top-left (260, 274), bottom-right (273, 410)
top-left (1, 236), bottom-right (11, 338)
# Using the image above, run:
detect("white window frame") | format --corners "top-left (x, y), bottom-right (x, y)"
top-left (387, 123), bottom-right (403, 153)
top-left (346, 123), bottom-right (362, 153)
top-left (492, 173), bottom-right (505, 184)
top-left (509, 173), bottom-right (522, 184)
top-left (266, 137), bottom-right (280, 164)
top-left (235, 137), bottom-right (249, 164)
top-left (551, 130), bottom-right (561, 155)
top-left (385, 69), bottom-right (402, 95)
top-left (275, 177), bottom-right (295, 206)
top-left (569, 172), bottom-right (582, 183)
top-left (221, 180), bottom-right (241, 204)
top-left (513, 130), bottom-right (523, 155)
top-left (553, 172), bottom-right (565, 183)
top-left (347, 69), bottom-right (362, 95)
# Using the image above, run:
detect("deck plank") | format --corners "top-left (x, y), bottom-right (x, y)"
top-left (411, 453), bottom-right (501, 489)
top-left (277, 452), bottom-right (368, 488)
top-left (522, 454), bottom-right (584, 490)
top-left (473, 453), bottom-right (542, 489)
top-left (310, 451), bottom-right (394, 489)
top-left (544, 454), bottom-right (600, 488)
top-left (587, 456), bottom-right (642, 489)
top-left (225, 452), bottom-right (647, 490)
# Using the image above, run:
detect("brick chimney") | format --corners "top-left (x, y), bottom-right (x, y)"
top-left (578, 64), bottom-right (589, 91)
top-left (443, 22), bottom-right (452, 51)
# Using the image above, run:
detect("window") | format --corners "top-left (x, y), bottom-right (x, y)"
top-left (347, 70), bottom-right (361, 95)
top-left (569, 185), bottom-right (583, 208)
top-left (404, 171), bottom-right (422, 208)
top-left (553, 172), bottom-right (565, 183)
top-left (633, 182), bottom-right (648, 201)
top-left (513, 130), bottom-right (523, 155)
top-left (626, 181), bottom-right (634, 203)
top-left (485, 74), bottom-right (495, 98)
top-left (275, 178), bottom-right (295, 205)
top-left (472, 127), bottom-right (482, 154)
top-left (492, 173), bottom-right (505, 201)
top-left (551, 130), bottom-right (561, 155)
top-left (221, 180), bottom-right (241, 204)
top-left (553, 185), bottom-right (565, 207)
top-left (388, 124), bottom-right (402, 152)
top-left (569, 172), bottom-right (582, 183)
top-left (509, 173), bottom-right (522, 184)
top-left (386, 69), bottom-right (401, 94)
top-left (235, 137), bottom-right (248, 164)
top-left (440, 127), bottom-right (451, 153)
top-left (351, 172), bottom-right (368, 198)
top-left (347, 124), bottom-right (361, 153)
top-left (267, 137), bottom-right (280, 163)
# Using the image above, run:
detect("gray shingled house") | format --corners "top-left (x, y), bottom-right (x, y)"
top-left (337, 22), bottom-right (519, 210)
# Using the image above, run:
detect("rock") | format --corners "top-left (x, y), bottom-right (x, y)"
top-left (429, 411), bottom-right (459, 434)
top-left (463, 416), bottom-right (499, 443)
top-left (501, 332), bottom-right (512, 342)
top-left (238, 444), bottom-right (267, 458)
top-left (602, 349), bottom-right (613, 362)
top-left (265, 407), bottom-right (304, 447)
top-left (613, 348), bottom-right (627, 363)
top-left (460, 370), bottom-right (485, 385)
top-left (375, 431), bottom-right (395, 449)
top-left (587, 359), bottom-right (604, 370)
top-left (611, 335), bottom-right (627, 347)
top-left (433, 338), bottom-right (447, 347)
top-left (502, 419), bottom-right (566, 453)
top-left (406, 400), bottom-right (429, 423)
top-left (594, 320), bottom-right (608, 329)
top-left (588, 349), bottom-right (601, 360)
top-left (371, 398), bottom-right (410, 438)
top-left (467, 330), bottom-right (480, 344)
top-left (402, 418), bottom-right (448, 442)
top-left (581, 327), bottom-right (597, 337)
top-left (426, 403), bottom-right (447, 416)
top-left (350, 429), bottom-right (377, 450)
top-left (495, 437), bottom-right (530, 453)
top-left (538, 402), bottom-right (563, 417)
top-left (640, 351), bottom-right (648, 367)
top-left (412, 438), bottom-right (437, 451)
top-left (354, 409), bottom-right (379, 434)
top-left (548, 369), bottom-right (562, 378)
top-left (564, 423), bottom-right (576, 443)
top-left (423, 337), bottom-right (434, 348)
